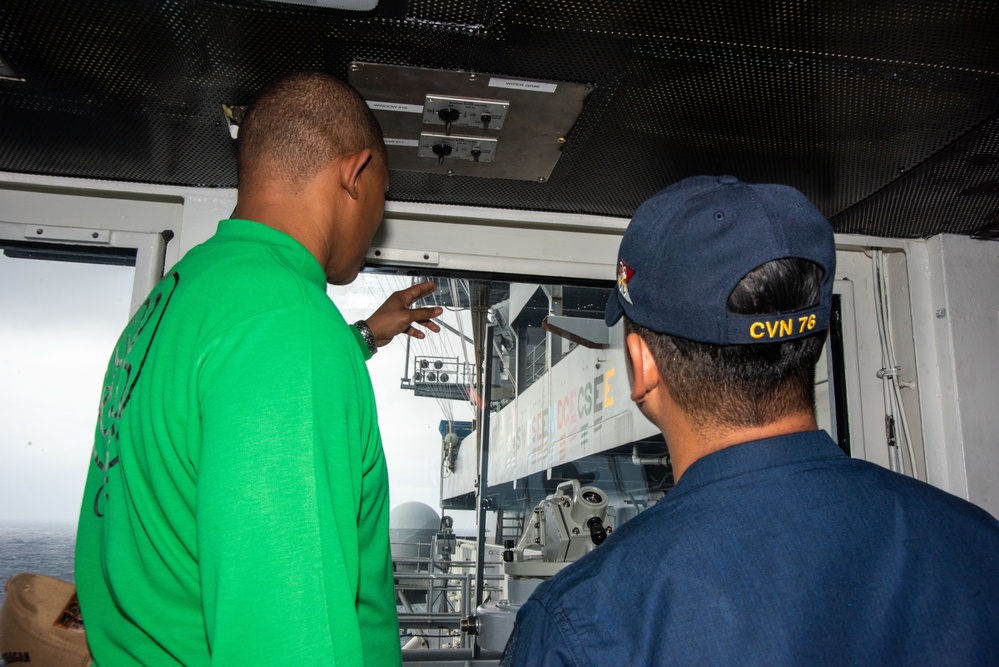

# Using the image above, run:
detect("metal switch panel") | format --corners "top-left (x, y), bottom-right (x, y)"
top-left (418, 133), bottom-right (498, 162)
top-left (351, 62), bottom-right (591, 181)
top-left (424, 96), bottom-right (509, 130)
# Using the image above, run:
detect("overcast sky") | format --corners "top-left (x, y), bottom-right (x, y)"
top-left (0, 254), bottom-right (474, 531)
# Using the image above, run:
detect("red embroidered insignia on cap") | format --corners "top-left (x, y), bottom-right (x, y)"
top-left (617, 259), bottom-right (635, 304)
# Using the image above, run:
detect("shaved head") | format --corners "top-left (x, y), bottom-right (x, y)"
top-left (237, 71), bottom-right (385, 187)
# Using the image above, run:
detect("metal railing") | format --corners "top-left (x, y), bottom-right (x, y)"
top-left (404, 356), bottom-right (475, 402)
top-left (393, 547), bottom-right (505, 650)
top-left (525, 339), bottom-right (547, 389)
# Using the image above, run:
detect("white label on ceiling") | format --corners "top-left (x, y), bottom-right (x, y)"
top-left (384, 137), bottom-right (420, 147)
top-left (367, 100), bottom-right (424, 113)
top-left (488, 77), bottom-right (558, 93)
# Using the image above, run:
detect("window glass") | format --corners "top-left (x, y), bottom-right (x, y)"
top-left (0, 258), bottom-right (841, 643)
top-left (331, 271), bottom-right (840, 650)
top-left (0, 252), bottom-right (134, 607)
top-left (329, 273), bottom-right (479, 535)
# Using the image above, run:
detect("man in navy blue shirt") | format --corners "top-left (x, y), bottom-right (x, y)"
top-left (502, 175), bottom-right (999, 666)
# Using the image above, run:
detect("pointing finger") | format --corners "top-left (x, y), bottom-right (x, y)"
top-left (403, 281), bottom-right (437, 305)
top-left (409, 306), bottom-right (443, 322)
top-left (419, 320), bottom-right (442, 333)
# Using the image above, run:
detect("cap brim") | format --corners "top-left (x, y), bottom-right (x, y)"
top-left (605, 289), bottom-right (625, 326)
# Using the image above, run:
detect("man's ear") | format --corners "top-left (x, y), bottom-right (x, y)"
top-left (337, 148), bottom-right (373, 200)
top-left (626, 332), bottom-right (661, 403)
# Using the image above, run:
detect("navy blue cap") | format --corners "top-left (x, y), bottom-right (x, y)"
top-left (605, 175), bottom-right (836, 344)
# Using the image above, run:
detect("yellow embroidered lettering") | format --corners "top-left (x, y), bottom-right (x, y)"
top-left (750, 322), bottom-right (765, 339)
top-left (779, 319), bottom-right (793, 337)
top-left (798, 316), bottom-right (809, 333)
top-left (766, 320), bottom-right (780, 338)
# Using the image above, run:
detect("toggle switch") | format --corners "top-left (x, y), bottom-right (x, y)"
top-left (438, 107), bottom-right (460, 134)
top-left (423, 96), bottom-right (509, 131)
top-left (419, 133), bottom-right (498, 163)
top-left (432, 142), bottom-right (453, 164)
top-left (438, 108), bottom-right (461, 123)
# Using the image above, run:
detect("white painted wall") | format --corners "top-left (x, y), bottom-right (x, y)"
top-left (908, 235), bottom-right (999, 517)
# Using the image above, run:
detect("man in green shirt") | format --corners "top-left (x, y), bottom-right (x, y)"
top-left (75, 71), bottom-right (440, 666)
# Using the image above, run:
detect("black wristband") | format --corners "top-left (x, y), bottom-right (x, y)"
top-left (353, 320), bottom-right (378, 356)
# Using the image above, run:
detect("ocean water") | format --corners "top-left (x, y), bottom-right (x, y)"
top-left (0, 521), bottom-right (77, 610)
top-left (0, 522), bottom-right (77, 666)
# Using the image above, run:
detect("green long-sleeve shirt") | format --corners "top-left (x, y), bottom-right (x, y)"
top-left (75, 219), bottom-right (400, 666)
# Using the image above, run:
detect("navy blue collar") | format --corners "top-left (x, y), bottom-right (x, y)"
top-left (669, 430), bottom-right (845, 499)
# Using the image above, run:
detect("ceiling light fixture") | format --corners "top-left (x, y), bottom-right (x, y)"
top-left (0, 53), bottom-right (24, 82)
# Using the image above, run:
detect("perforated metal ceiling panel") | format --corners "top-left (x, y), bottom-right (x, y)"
top-left (0, 0), bottom-right (997, 238)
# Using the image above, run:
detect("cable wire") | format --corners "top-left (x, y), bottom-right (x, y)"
top-left (872, 251), bottom-right (917, 477)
